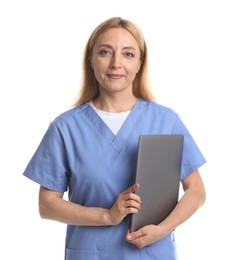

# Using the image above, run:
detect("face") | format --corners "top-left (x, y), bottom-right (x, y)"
top-left (90, 28), bottom-right (142, 96)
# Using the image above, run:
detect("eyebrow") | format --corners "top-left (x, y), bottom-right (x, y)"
top-left (98, 44), bottom-right (137, 51)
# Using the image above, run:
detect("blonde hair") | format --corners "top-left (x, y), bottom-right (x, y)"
top-left (74, 17), bottom-right (155, 106)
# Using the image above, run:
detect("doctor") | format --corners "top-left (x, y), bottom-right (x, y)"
top-left (23, 17), bottom-right (206, 259)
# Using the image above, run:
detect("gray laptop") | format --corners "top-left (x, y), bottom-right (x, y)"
top-left (130, 134), bottom-right (184, 232)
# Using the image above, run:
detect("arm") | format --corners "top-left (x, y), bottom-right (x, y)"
top-left (39, 183), bottom-right (141, 226)
top-left (126, 169), bottom-right (206, 248)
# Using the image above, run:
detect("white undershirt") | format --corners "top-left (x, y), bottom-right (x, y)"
top-left (89, 101), bottom-right (131, 135)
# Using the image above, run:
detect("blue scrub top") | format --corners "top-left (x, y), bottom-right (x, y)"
top-left (23, 99), bottom-right (206, 260)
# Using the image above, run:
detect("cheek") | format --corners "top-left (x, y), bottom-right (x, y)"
top-left (93, 67), bottom-right (106, 82)
top-left (92, 59), bottom-right (106, 73)
top-left (126, 60), bottom-right (140, 70)
top-left (126, 64), bottom-right (140, 76)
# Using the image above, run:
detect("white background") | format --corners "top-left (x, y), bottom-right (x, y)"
top-left (1, 0), bottom-right (229, 259)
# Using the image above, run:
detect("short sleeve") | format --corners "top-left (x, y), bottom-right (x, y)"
top-left (23, 123), bottom-right (69, 192)
top-left (173, 115), bottom-right (207, 180)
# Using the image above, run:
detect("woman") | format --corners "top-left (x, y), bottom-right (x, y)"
top-left (23, 17), bottom-right (206, 259)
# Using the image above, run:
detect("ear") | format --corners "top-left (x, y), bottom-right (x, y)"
top-left (90, 58), bottom-right (94, 70)
top-left (136, 62), bottom-right (142, 73)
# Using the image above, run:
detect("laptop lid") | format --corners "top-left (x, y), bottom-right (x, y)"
top-left (130, 134), bottom-right (184, 232)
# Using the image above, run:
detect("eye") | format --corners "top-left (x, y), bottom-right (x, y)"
top-left (125, 52), bottom-right (135, 58)
top-left (99, 49), bottom-right (111, 56)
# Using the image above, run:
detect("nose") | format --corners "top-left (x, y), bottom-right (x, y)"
top-left (110, 53), bottom-right (122, 69)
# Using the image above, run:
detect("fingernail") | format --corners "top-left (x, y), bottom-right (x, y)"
top-left (127, 234), bottom-right (132, 240)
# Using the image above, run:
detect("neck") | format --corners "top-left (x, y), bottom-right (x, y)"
top-left (93, 95), bottom-right (137, 112)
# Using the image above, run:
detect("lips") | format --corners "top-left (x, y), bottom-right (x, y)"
top-left (107, 73), bottom-right (125, 79)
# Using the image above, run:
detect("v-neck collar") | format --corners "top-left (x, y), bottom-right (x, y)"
top-left (82, 98), bottom-right (145, 152)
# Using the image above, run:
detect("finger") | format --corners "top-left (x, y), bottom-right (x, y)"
top-left (123, 192), bottom-right (141, 203)
top-left (125, 199), bottom-right (141, 211)
top-left (126, 230), bottom-right (147, 248)
top-left (130, 237), bottom-right (146, 248)
top-left (121, 183), bottom-right (140, 195)
top-left (126, 228), bottom-right (145, 241)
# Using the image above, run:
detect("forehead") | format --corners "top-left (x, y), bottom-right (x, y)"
top-left (95, 28), bottom-right (139, 49)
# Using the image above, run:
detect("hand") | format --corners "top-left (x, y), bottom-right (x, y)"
top-left (107, 183), bottom-right (141, 225)
top-left (126, 224), bottom-right (167, 248)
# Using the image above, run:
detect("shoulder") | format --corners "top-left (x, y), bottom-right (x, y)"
top-left (49, 103), bottom-right (90, 128)
top-left (140, 99), bottom-right (179, 118)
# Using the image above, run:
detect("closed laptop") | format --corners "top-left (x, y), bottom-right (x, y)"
top-left (130, 134), bottom-right (184, 232)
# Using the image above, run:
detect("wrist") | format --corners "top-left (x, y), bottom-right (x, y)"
top-left (102, 209), bottom-right (114, 226)
top-left (158, 221), bottom-right (176, 236)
